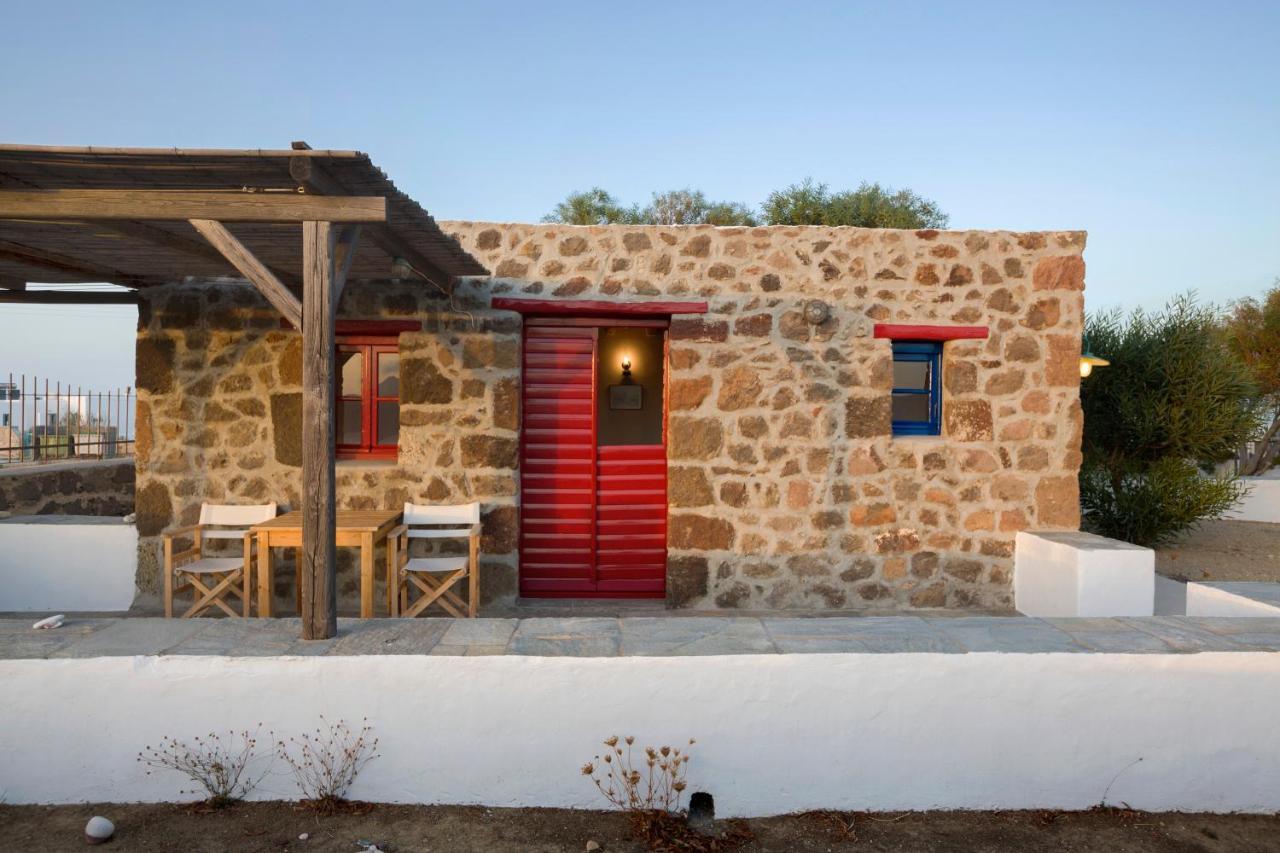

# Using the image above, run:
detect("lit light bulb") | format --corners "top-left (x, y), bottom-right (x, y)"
top-left (621, 356), bottom-right (632, 373)
top-left (1079, 361), bottom-right (1093, 378)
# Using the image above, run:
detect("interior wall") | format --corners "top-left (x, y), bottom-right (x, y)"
top-left (596, 327), bottom-right (665, 446)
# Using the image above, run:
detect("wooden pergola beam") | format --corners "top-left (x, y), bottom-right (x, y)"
top-left (333, 224), bottom-right (361, 303)
top-left (0, 241), bottom-right (151, 288)
top-left (290, 157), bottom-right (455, 288)
top-left (189, 220), bottom-right (303, 329)
top-left (0, 189), bottom-right (387, 223)
top-left (91, 220), bottom-right (302, 289)
top-left (0, 289), bottom-right (138, 304)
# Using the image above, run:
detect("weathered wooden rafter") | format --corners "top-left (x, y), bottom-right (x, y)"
top-left (289, 157), bottom-right (454, 288)
top-left (0, 241), bottom-right (152, 288)
top-left (332, 224), bottom-right (361, 303)
top-left (89, 220), bottom-right (302, 289)
top-left (189, 219), bottom-right (303, 329)
top-left (0, 189), bottom-right (387, 223)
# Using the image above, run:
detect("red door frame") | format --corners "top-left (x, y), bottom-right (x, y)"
top-left (518, 315), bottom-right (670, 598)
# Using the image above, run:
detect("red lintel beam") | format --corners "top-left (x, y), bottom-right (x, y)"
top-left (492, 297), bottom-right (708, 317)
top-left (873, 324), bottom-right (989, 341)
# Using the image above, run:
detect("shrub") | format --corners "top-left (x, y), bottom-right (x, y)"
top-left (1080, 295), bottom-right (1260, 546)
top-left (276, 717), bottom-right (378, 812)
top-left (138, 727), bottom-right (270, 808)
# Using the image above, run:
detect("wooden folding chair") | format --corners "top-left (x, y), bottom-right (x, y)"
top-left (163, 502), bottom-right (277, 618)
top-left (389, 502), bottom-right (481, 618)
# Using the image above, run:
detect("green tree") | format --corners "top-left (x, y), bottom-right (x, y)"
top-left (761, 178), bottom-right (949, 229)
top-left (1079, 294), bottom-right (1261, 546)
top-left (542, 187), bottom-right (640, 225)
top-left (1220, 280), bottom-right (1280, 474)
top-left (641, 189), bottom-right (758, 226)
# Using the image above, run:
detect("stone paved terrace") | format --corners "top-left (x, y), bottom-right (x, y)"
top-left (3, 615), bottom-right (1280, 659)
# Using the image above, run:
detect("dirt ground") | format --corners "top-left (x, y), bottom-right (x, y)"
top-left (1156, 519), bottom-right (1280, 582)
top-left (2, 802), bottom-right (1279, 853)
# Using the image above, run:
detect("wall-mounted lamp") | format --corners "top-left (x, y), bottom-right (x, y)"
top-left (1079, 337), bottom-right (1109, 378)
top-left (620, 355), bottom-right (633, 382)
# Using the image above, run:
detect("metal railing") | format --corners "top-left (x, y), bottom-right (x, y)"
top-left (1, 374), bottom-right (134, 466)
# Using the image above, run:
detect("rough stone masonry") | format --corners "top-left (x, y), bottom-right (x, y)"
top-left (134, 224), bottom-right (1085, 611)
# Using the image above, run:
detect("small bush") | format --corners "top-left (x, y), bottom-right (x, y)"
top-left (138, 727), bottom-right (270, 808)
top-left (277, 717), bottom-right (378, 812)
top-left (1080, 295), bottom-right (1261, 546)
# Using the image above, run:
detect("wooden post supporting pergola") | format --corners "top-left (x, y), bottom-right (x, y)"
top-left (0, 187), bottom-right (380, 640)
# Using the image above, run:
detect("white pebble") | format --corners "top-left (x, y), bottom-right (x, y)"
top-left (298, 832), bottom-right (309, 840)
top-left (84, 815), bottom-right (114, 844)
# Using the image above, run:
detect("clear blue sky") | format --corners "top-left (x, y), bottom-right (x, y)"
top-left (2, 0), bottom-right (1277, 392)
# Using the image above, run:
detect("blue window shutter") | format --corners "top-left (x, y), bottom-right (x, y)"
top-left (891, 341), bottom-right (942, 436)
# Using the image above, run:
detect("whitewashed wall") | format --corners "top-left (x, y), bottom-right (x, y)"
top-left (1228, 477), bottom-right (1280, 524)
top-left (3, 652), bottom-right (1279, 814)
top-left (0, 517), bottom-right (136, 611)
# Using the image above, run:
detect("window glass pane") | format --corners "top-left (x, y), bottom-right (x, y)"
top-left (377, 352), bottom-right (400, 396)
top-left (339, 400), bottom-right (363, 445)
top-left (892, 392), bottom-right (930, 423)
top-left (376, 401), bottom-right (399, 446)
top-left (338, 350), bottom-right (363, 397)
top-left (893, 359), bottom-right (929, 390)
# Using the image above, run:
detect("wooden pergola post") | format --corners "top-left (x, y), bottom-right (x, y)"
top-left (301, 221), bottom-right (338, 639)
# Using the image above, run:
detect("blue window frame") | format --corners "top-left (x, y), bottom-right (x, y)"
top-left (891, 341), bottom-right (942, 436)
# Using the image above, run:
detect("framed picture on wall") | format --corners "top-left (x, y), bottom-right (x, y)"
top-left (609, 384), bottom-right (643, 410)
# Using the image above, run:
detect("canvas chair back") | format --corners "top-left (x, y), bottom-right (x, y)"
top-left (403, 502), bottom-right (480, 539)
top-left (198, 502), bottom-right (277, 538)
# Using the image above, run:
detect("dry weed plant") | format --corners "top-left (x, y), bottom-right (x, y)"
top-left (582, 735), bottom-right (693, 814)
top-left (137, 727), bottom-right (270, 808)
top-left (276, 716), bottom-right (378, 813)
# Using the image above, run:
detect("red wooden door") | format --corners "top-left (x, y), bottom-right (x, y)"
top-left (519, 323), bottom-right (667, 598)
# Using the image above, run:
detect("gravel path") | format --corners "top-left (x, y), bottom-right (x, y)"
top-left (1156, 520), bottom-right (1280, 582)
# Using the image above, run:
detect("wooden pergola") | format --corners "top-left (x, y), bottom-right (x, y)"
top-left (0, 143), bottom-right (488, 639)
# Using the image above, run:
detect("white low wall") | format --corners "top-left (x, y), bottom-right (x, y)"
top-left (1014, 531), bottom-right (1154, 617)
top-left (0, 517), bottom-right (137, 611)
top-left (1153, 575), bottom-right (1187, 616)
top-left (1186, 584), bottom-right (1280, 617)
top-left (3, 652), bottom-right (1280, 814)
top-left (1228, 477), bottom-right (1280, 524)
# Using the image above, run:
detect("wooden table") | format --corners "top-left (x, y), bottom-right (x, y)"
top-left (251, 509), bottom-right (402, 618)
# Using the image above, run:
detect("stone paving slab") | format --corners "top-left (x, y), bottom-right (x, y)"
top-left (3, 615), bottom-right (1280, 660)
top-left (620, 617), bottom-right (776, 656)
top-left (508, 617), bottom-right (621, 657)
top-left (46, 618), bottom-right (212, 658)
top-left (931, 617), bottom-right (1087, 653)
top-left (430, 618), bottom-right (519, 655)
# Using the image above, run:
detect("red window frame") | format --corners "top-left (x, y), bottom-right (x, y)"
top-left (336, 335), bottom-right (399, 460)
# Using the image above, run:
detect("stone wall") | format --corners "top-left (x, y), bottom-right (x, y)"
top-left (133, 282), bottom-right (520, 608)
top-left (0, 458), bottom-right (134, 517)
top-left (134, 222), bottom-right (1085, 611)
top-left (445, 223), bottom-right (1086, 610)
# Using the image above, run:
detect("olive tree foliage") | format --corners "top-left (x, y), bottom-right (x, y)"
top-left (1221, 280), bottom-right (1280, 475)
top-left (761, 178), bottom-right (949, 229)
top-left (542, 187), bottom-right (639, 225)
top-left (644, 189), bottom-right (758, 226)
top-left (1079, 295), bottom-right (1261, 546)
top-left (544, 180), bottom-right (947, 228)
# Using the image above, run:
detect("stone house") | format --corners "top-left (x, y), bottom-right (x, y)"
top-left (134, 222), bottom-right (1085, 611)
